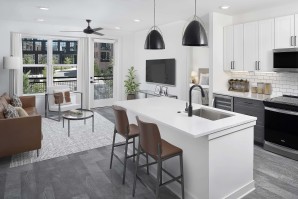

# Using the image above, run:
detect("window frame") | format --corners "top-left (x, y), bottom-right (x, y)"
top-left (21, 35), bottom-right (79, 94)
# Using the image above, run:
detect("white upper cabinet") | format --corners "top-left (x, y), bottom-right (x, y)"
top-left (244, 22), bottom-right (259, 71)
top-left (275, 15), bottom-right (295, 49)
top-left (233, 24), bottom-right (244, 71)
top-left (258, 19), bottom-right (275, 72)
top-left (224, 24), bottom-right (244, 71)
top-left (224, 25), bottom-right (234, 71)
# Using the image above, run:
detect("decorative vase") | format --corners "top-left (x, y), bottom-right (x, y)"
top-left (127, 94), bottom-right (136, 100)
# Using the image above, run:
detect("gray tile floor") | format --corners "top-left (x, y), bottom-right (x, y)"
top-left (0, 106), bottom-right (297, 199)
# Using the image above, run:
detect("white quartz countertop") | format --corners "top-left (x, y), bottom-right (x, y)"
top-left (213, 90), bottom-right (280, 101)
top-left (114, 97), bottom-right (256, 138)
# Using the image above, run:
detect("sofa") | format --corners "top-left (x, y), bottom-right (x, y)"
top-left (0, 95), bottom-right (42, 158)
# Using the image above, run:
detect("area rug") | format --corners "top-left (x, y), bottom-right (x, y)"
top-left (10, 112), bottom-right (123, 168)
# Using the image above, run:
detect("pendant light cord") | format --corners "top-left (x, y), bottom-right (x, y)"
top-left (154, 0), bottom-right (156, 28)
top-left (195, 0), bottom-right (196, 16)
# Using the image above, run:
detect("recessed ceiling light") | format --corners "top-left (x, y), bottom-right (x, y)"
top-left (115, 27), bottom-right (120, 30)
top-left (38, 7), bottom-right (49, 10)
top-left (220, 5), bottom-right (230, 10)
top-left (37, 19), bottom-right (45, 22)
top-left (134, 19), bottom-right (141, 22)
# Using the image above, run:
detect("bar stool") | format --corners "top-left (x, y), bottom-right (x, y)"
top-left (133, 116), bottom-right (184, 199)
top-left (110, 105), bottom-right (149, 184)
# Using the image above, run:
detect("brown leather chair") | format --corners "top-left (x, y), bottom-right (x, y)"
top-left (110, 105), bottom-right (149, 184)
top-left (133, 116), bottom-right (184, 199)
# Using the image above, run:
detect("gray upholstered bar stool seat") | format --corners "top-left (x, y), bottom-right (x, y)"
top-left (110, 105), bottom-right (149, 184)
top-left (133, 116), bottom-right (185, 199)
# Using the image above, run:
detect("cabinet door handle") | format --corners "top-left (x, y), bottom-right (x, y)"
top-left (233, 61), bottom-right (235, 69)
top-left (255, 61), bottom-right (258, 70)
top-left (258, 61), bottom-right (260, 70)
top-left (295, 36), bottom-right (297, 46)
top-left (231, 61), bottom-right (233, 70)
top-left (291, 36), bottom-right (293, 46)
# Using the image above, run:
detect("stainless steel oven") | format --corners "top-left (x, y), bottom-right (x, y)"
top-left (264, 96), bottom-right (298, 160)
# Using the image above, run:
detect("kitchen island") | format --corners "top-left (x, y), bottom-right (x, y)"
top-left (115, 97), bottom-right (257, 199)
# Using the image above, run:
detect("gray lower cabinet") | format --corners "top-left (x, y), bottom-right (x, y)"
top-left (233, 97), bottom-right (265, 145)
top-left (213, 94), bottom-right (234, 111)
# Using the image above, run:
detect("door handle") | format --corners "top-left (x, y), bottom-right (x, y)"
top-left (232, 61), bottom-right (235, 70)
top-left (295, 36), bottom-right (297, 46)
top-left (231, 61), bottom-right (233, 70)
top-left (291, 36), bottom-right (293, 46)
top-left (258, 61), bottom-right (260, 70)
top-left (255, 61), bottom-right (258, 70)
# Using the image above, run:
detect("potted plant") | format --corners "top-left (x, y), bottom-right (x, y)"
top-left (124, 66), bottom-right (140, 100)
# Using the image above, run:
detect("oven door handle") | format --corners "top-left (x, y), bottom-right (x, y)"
top-left (265, 107), bottom-right (298, 116)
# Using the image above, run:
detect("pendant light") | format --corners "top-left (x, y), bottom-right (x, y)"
top-left (182, 0), bottom-right (208, 46)
top-left (144, 0), bottom-right (165, 50)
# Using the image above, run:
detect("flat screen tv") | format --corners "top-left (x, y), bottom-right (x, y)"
top-left (146, 59), bottom-right (176, 86)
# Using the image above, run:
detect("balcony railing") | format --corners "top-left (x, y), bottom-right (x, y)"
top-left (25, 76), bottom-right (113, 99)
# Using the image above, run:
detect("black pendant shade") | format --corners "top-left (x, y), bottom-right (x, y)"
top-left (182, 20), bottom-right (208, 46)
top-left (144, 29), bottom-right (165, 49)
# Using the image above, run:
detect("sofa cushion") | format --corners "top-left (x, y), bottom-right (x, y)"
top-left (11, 95), bottom-right (22, 107)
top-left (15, 107), bottom-right (29, 117)
top-left (0, 96), bottom-right (9, 119)
top-left (23, 107), bottom-right (38, 116)
top-left (1, 92), bottom-right (11, 104)
top-left (4, 104), bottom-right (19, 119)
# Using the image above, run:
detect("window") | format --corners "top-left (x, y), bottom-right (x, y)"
top-left (101, 52), bottom-right (110, 62)
top-left (22, 38), bottom-right (78, 94)
top-left (100, 43), bottom-right (112, 50)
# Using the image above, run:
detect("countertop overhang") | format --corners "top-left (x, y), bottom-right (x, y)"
top-left (114, 97), bottom-right (257, 139)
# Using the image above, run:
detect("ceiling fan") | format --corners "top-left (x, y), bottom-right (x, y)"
top-left (60, 19), bottom-right (104, 36)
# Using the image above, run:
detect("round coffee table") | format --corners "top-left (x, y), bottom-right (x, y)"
top-left (62, 109), bottom-right (94, 137)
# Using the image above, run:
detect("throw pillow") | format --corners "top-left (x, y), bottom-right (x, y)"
top-left (54, 92), bottom-right (64, 104)
top-left (11, 95), bottom-right (22, 107)
top-left (4, 104), bottom-right (19, 119)
top-left (64, 91), bottom-right (71, 103)
top-left (1, 92), bottom-right (11, 104)
top-left (53, 88), bottom-right (70, 104)
top-left (15, 107), bottom-right (29, 117)
top-left (199, 73), bottom-right (209, 85)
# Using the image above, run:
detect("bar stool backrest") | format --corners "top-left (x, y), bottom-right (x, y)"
top-left (112, 105), bottom-right (129, 137)
top-left (136, 116), bottom-right (162, 157)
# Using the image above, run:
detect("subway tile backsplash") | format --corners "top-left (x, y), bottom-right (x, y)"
top-left (230, 72), bottom-right (298, 96)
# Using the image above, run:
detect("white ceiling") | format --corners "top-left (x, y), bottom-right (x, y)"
top-left (0, 0), bottom-right (296, 32)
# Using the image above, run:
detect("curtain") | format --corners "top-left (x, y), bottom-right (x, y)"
top-left (10, 32), bottom-right (23, 96)
top-left (77, 37), bottom-right (89, 109)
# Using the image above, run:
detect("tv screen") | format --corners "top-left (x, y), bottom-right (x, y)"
top-left (146, 59), bottom-right (176, 85)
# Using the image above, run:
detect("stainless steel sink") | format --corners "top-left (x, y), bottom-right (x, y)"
top-left (192, 108), bottom-right (233, 121)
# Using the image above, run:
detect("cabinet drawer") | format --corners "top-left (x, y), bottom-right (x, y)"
top-left (234, 97), bottom-right (264, 108)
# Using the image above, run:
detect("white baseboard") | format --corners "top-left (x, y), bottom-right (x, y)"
top-left (224, 180), bottom-right (255, 199)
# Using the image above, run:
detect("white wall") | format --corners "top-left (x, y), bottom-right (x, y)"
top-left (209, 12), bottom-right (233, 104)
top-left (133, 20), bottom-right (191, 100)
top-left (191, 47), bottom-right (209, 71)
top-left (233, 1), bottom-right (298, 24)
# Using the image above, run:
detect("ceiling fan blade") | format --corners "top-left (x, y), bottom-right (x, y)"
top-left (60, 31), bottom-right (83, 32)
top-left (92, 27), bottom-right (103, 31)
top-left (93, 32), bottom-right (104, 36)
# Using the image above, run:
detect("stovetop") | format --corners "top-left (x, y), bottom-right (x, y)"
top-left (264, 95), bottom-right (298, 111)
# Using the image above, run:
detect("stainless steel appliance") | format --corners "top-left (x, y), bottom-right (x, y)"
top-left (273, 48), bottom-right (298, 72)
top-left (263, 95), bottom-right (298, 160)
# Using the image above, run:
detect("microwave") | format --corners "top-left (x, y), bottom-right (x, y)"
top-left (273, 48), bottom-right (298, 72)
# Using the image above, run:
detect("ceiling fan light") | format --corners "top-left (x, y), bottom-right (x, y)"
top-left (144, 29), bottom-right (165, 50)
top-left (182, 20), bottom-right (208, 46)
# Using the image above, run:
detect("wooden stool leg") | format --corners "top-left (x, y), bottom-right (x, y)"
top-left (156, 158), bottom-right (161, 199)
top-left (122, 138), bottom-right (129, 184)
top-left (146, 153), bottom-right (149, 175)
top-left (180, 153), bottom-right (185, 199)
top-left (132, 143), bottom-right (141, 197)
top-left (109, 129), bottom-right (116, 169)
top-left (133, 137), bottom-right (135, 162)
